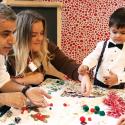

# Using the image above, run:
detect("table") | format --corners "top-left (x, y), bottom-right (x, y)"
top-left (0, 78), bottom-right (125, 125)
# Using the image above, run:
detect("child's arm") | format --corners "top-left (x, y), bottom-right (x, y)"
top-left (80, 74), bottom-right (92, 97)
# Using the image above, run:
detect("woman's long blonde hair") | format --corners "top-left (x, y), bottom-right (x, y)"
top-left (14, 10), bottom-right (50, 75)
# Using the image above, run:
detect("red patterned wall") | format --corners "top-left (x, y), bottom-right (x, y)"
top-left (35, 0), bottom-right (125, 64)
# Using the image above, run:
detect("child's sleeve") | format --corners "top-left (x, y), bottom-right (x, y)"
top-left (82, 41), bottom-right (105, 69)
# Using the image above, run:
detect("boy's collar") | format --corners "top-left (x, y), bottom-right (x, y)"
top-left (109, 38), bottom-right (117, 44)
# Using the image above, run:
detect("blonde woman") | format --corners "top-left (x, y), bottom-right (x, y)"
top-left (12, 10), bottom-right (67, 85)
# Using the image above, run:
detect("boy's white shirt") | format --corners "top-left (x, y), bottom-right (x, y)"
top-left (82, 38), bottom-right (125, 84)
top-left (0, 55), bottom-right (10, 88)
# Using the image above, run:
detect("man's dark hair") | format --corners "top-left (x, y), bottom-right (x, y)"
top-left (0, 3), bottom-right (16, 20)
top-left (109, 7), bottom-right (125, 29)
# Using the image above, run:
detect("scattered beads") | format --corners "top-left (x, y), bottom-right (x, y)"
top-left (15, 117), bottom-right (21, 124)
top-left (6, 111), bottom-right (13, 117)
top-left (56, 80), bottom-right (65, 85)
top-left (59, 81), bottom-right (65, 85)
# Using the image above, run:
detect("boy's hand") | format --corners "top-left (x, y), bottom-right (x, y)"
top-left (78, 65), bottom-right (89, 76)
top-left (103, 71), bottom-right (118, 85)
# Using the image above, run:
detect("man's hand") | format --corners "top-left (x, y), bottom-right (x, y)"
top-left (117, 115), bottom-right (125, 125)
top-left (1, 92), bottom-right (27, 109)
top-left (103, 71), bottom-right (118, 85)
top-left (78, 65), bottom-right (89, 76)
top-left (26, 87), bottom-right (51, 108)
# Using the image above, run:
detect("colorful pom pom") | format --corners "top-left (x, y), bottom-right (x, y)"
top-left (99, 111), bottom-right (105, 116)
top-left (49, 107), bottom-right (52, 110)
top-left (49, 103), bottom-right (53, 107)
top-left (83, 105), bottom-right (89, 112)
top-left (80, 116), bottom-right (86, 122)
top-left (94, 106), bottom-right (100, 112)
top-left (90, 108), bottom-right (95, 113)
top-left (88, 117), bottom-right (92, 121)
top-left (63, 103), bottom-right (68, 107)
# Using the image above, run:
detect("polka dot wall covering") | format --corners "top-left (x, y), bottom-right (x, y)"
top-left (35, 0), bottom-right (125, 63)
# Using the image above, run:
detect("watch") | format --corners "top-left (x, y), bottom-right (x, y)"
top-left (22, 86), bottom-right (31, 96)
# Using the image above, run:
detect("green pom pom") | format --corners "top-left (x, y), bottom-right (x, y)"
top-left (83, 105), bottom-right (89, 112)
top-left (94, 111), bottom-right (99, 114)
top-left (94, 106), bottom-right (100, 112)
top-left (49, 107), bottom-right (52, 110)
top-left (99, 111), bottom-right (105, 116)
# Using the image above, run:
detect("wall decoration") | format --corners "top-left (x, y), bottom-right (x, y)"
top-left (4, 0), bottom-right (125, 63)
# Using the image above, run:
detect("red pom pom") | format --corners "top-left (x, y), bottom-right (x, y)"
top-left (49, 103), bottom-right (53, 107)
top-left (88, 117), bottom-right (92, 121)
top-left (63, 103), bottom-right (68, 107)
top-left (80, 116), bottom-right (86, 122)
top-left (90, 108), bottom-right (95, 113)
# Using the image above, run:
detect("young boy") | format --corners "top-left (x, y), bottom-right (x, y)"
top-left (78, 7), bottom-right (125, 96)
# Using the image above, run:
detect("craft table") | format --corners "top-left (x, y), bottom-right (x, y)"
top-left (0, 78), bottom-right (125, 125)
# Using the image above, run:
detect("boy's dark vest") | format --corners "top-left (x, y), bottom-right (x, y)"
top-left (94, 40), bottom-right (125, 89)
